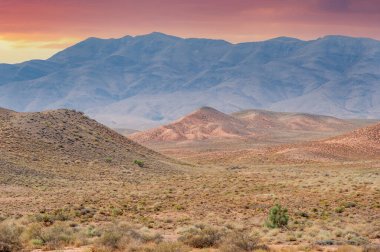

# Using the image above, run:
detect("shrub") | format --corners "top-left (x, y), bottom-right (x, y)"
top-left (23, 222), bottom-right (77, 250)
top-left (178, 224), bottom-right (224, 248)
top-left (96, 223), bottom-right (162, 251)
top-left (97, 228), bottom-right (124, 249)
top-left (111, 208), bottom-right (123, 217)
top-left (134, 160), bottom-right (145, 168)
top-left (335, 206), bottom-right (345, 213)
top-left (343, 202), bottom-right (357, 208)
top-left (151, 242), bottom-right (191, 252)
top-left (298, 211), bottom-right (309, 218)
top-left (0, 220), bottom-right (23, 252)
top-left (34, 209), bottom-right (71, 224)
top-left (38, 223), bottom-right (75, 250)
top-left (265, 204), bottom-right (289, 228)
top-left (219, 231), bottom-right (265, 252)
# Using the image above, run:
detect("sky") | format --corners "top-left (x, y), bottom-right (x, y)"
top-left (1, 0), bottom-right (380, 63)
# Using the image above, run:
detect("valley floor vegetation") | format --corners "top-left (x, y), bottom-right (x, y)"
top-left (0, 108), bottom-right (379, 251)
top-left (1, 162), bottom-right (379, 251)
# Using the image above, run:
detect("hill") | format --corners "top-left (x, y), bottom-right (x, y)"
top-left (175, 122), bottom-right (380, 166)
top-left (129, 107), bottom-right (254, 142)
top-left (267, 122), bottom-right (380, 163)
top-left (0, 33), bottom-right (379, 129)
top-left (130, 107), bottom-right (373, 144)
top-left (0, 108), bottom-right (174, 175)
top-left (305, 122), bottom-right (380, 159)
top-left (233, 109), bottom-right (353, 132)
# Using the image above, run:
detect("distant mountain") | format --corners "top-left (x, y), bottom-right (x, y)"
top-left (233, 109), bottom-right (353, 132)
top-left (0, 32), bottom-right (379, 129)
top-left (129, 107), bottom-right (254, 142)
top-left (130, 107), bottom-right (372, 143)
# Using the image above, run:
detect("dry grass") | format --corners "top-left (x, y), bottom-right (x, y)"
top-left (0, 109), bottom-right (379, 251)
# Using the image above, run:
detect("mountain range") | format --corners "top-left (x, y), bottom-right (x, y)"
top-left (0, 32), bottom-right (379, 129)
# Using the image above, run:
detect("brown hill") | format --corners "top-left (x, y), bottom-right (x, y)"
top-left (272, 122), bottom-right (380, 162)
top-left (179, 122), bottom-right (380, 166)
top-left (233, 109), bottom-right (353, 132)
top-left (0, 108), bottom-right (174, 175)
top-left (130, 107), bottom-right (373, 144)
top-left (129, 107), bottom-right (254, 142)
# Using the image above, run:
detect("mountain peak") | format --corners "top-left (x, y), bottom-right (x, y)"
top-left (197, 106), bottom-right (219, 112)
top-left (136, 32), bottom-right (181, 40)
top-left (267, 36), bottom-right (303, 43)
top-left (129, 107), bottom-right (253, 142)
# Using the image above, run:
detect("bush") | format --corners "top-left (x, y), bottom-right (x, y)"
top-left (151, 242), bottom-right (191, 252)
top-left (134, 160), bottom-right (145, 168)
top-left (96, 222), bottom-right (162, 251)
top-left (38, 223), bottom-right (75, 250)
top-left (220, 231), bottom-right (265, 252)
top-left (0, 221), bottom-right (23, 252)
top-left (265, 204), bottom-right (289, 228)
top-left (98, 228), bottom-right (124, 249)
top-left (343, 202), bottom-right (357, 208)
top-left (335, 206), bottom-right (345, 213)
top-left (178, 224), bottom-right (224, 248)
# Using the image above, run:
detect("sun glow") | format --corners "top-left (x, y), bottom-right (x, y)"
top-left (0, 38), bottom-right (77, 64)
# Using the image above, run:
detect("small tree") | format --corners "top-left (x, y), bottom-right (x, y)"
top-left (265, 204), bottom-right (289, 228)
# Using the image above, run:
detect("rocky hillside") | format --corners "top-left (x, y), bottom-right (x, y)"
top-left (0, 108), bottom-right (174, 175)
top-left (129, 107), bottom-right (254, 142)
top-left (130, 107), bottom-right (373, 143)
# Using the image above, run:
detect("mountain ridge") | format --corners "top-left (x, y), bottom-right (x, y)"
top-left (129, 107), bottom-right (374, 143)
top-left (0, 32), bottom-right (379, 129)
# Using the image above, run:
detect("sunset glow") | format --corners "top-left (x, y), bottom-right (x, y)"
top-left (1, 0), bottom-right (380, 63)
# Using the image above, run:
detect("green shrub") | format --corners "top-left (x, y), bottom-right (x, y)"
top-left (265, 204), bottom-right (289, 228)
top-left (335, 206), bottom-right (345, 213)
top-left (134, 160), bottom-right (145, 168)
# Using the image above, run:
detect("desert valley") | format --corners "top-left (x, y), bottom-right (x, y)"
top-left (0, 104), bottom-right (379, 252)
top-left (1, 1), bottom-right (380, 250)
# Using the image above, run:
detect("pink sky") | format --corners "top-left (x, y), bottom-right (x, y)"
top-left (1, 0), bottom-right (380, 63)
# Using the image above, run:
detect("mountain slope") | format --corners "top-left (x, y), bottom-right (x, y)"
top-left (178, 121), bottom-right (380, 166)
top-left (276, 122), bottom-right (380, 161)
top-left (233, 109), bottom-right (354, 132)
top-left (0, 108), bottom-right (174, 175)
top-left (129, 107), bottom-right (253, 142)
top-left (129, 107), bottom-right (372, 144)
top-left (0, 33), bottom-right (379, 129)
